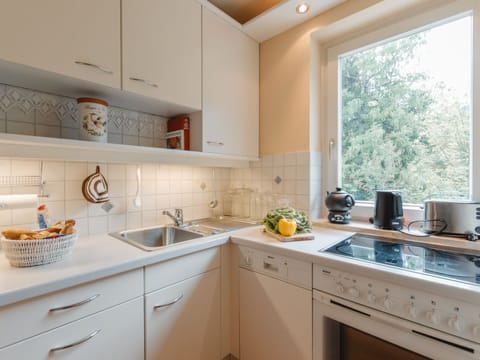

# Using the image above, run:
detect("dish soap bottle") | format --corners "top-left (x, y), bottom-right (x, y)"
top-left (37, 204), bottom-right (50, 229)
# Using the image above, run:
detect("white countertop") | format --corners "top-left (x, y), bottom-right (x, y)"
top-left (0, 231), bottom-right (230, 307)
top-left (2, 221), bottom-right (480, 308)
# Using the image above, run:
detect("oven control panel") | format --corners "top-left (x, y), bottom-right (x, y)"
top-left (314, 264), bottom-right (480, 344)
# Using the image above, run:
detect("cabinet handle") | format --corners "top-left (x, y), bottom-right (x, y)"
top-left (48, 294), bottom-right (100, 313)
top-left (206, 141), bottom-right (225, 146)
top-left (129, 77), bottom-right (159, 88)
top-left (49, 329), bottom-right (101, 353)
top-left (74, 61), bottom-right (113, 74)
top-left (153, 293), bottom-right (184, 309)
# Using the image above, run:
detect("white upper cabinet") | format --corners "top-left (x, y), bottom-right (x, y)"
top-left (0, 0), bottom-right (121, 89)
top-left (202, 8), bottom-right (259, 158)
top-left (122, 0), bottom-right (202, 110)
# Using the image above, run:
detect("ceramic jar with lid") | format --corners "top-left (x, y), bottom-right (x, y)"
top-left (77, 97), bottom-right (108, 142)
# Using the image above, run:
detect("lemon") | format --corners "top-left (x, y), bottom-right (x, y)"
top-left (278, 218), bottom-right (297, 236)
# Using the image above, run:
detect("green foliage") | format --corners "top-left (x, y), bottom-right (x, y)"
top-left (341, 33), bottom-right (470, 204)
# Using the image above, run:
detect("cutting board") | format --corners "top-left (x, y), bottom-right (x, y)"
top-left (263, 228), bottom-right (315, 242)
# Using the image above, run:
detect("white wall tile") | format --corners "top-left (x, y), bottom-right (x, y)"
top-left (89, 215), bottom-right (108, 235)
top-left (43, 161), bottom-right (65, 181)
top-left (65, 162), bottom-right (87, 181)
top-left (142, 211), bottom-right (157, 227)
top-left (142, 164), bottom-right (156, 180)
top-left (43, 181), bottom-right (64, 201)
top-left (0, 159), bottom-right (11, 176)
top-left (65, 181), bottom-right (83, 200)
top-left (0, 210), bottom-right (12, 226)
top-left (169, 194), bottom-right (182, 208)
top-left (107, 164), bottom-right (126, 180)
top-left (65, 200), bottom-right (88, 219)
top-left (142, 195), bottom-right (156, 211)
top-left (142, 180), bottom-right (156, 195)
top-left (12, 160), bottom-right (40, 176)
top-left (126, 212), bottom-right (142, 229)
top-left (284, 152), bottom-right (297, 166)
top-left (12, 208), bottom-right (36, 226)
top-left (273, 153), bottom-right (284, 167)
top-left (108, 214), bottom-right (126, 232)
top-left (108, 180), bottom-right (125, 198)
top-left (156, 194), bottom-right (170, 209)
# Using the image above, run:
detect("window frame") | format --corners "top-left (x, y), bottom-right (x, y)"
top-left (324, 0), bottom-right (480, 221)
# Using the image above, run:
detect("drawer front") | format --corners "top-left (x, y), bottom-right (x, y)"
top-left (0, 268), bottom-right (143, 349)
top-left (0, 297), bottom-right (144, 359)
top-left (145, 269), bottom-right (221, 360)
top-left (145, 247), bottom-right (220, 293)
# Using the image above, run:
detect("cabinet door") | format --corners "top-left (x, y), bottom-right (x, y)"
top-left (0, 297), bottom-right (144, 360)
top-left (122, 0), bottom-right (201, 109)
top-left (145, 269), bottom-right (221, 360)
top-left (202, 8), bottom-right (259, 157)
top-left (0, 0), bottom-right (121, 88)
top-left (239, 268), bottom-right (312, 360)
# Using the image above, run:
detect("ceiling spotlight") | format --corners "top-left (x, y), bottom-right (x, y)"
top-left (296, 2), bottom-right (310, 14)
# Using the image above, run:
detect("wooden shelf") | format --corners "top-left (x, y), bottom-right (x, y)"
top-left (0, 133), bottom-right (258, 167)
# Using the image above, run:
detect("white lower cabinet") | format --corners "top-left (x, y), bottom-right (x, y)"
top-left (0, 297), bottom-right (144, 359)
top-left (145, 269), bottom-right (221, 360)
top-left (239, 266), bottom-right (312, 360)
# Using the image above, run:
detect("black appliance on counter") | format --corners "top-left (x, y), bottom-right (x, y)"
top-left (370, 190), bottom-right (403, 230)
top-left (325, 187), bottom-right (355, 224)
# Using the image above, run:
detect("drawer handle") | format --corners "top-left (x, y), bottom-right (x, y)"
top-left (153, 293), bottom-right (184, 310)
top-left (206, 141), bottom-right (224, 146)
top-left (49, 294), bottom-right (100, 313)
top-left (74, 61), bottom-right (113, 74)
top-left (129, 77), bottom-right (159, 88)
top-left (49, 329), bottom-right (101, 353)
top-left (263, 261), bottom-right (279, 272)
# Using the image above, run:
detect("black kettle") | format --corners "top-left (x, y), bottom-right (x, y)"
top-left (325, 187), bottom-right (355, 224)
top-left (370, 190), bottom-right (403, 230)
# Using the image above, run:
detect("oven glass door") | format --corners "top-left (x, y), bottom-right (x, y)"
top-left (340, 324), bottom-right (430, 360)
top-left (314, 290), bottom-right (480, 360)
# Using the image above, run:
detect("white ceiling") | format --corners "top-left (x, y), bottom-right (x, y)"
top-left (200, 0), bottom-right (346, 42)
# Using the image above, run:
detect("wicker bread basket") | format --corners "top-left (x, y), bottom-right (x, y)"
top-left (1, 233), bottom-right (77, 267)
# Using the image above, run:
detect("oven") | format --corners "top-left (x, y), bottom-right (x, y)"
top-left (313, 233), bottom-right (480, 360)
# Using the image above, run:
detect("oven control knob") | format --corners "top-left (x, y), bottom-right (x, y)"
top-left (473, 325), bottom-right (480, 337)
top-left (383, 297), bottom-right (393, 310)
top-left (348, 287), bottom-right (360, 298)
top-left (336, 284), bottom-right (345, 294)
top-left (367, 293), bottom-right (376, 303)
top-left (406, 303), bottom-right (417, 318)
top-left (426, 310), bottom-right (439, 324)
top-left (245, 255), bottom-right (252, 266)
top-left (447, 316), bottom-right (462, 331)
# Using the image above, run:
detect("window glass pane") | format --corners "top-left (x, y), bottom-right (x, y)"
top-left (340, 15), bottom-right (472, 204)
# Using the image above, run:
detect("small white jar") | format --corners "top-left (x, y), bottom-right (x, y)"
top-left (77, 97), bottom-right (108, 142)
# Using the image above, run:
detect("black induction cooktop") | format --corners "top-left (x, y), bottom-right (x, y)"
top-left (325, 233), bottom-right (480, 285)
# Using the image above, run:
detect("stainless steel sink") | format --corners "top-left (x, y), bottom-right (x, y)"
top-left (109, 225), bottom-right (203, 251)
top-left (183, 217), bottom-right (257, 235)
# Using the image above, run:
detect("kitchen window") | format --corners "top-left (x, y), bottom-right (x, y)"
top-left (325, 0), bottom-right (479, 217)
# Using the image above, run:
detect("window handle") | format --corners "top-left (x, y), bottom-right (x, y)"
top-left (328, 138), bottom-right (335, 160)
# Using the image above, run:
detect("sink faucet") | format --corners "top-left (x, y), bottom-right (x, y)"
top-left (163, 208), bottom-right (184, 227)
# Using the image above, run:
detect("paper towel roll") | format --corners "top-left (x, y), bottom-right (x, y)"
top-left (0, 194), bottom-right (38, 209)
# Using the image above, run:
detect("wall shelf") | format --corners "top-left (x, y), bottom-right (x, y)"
top-left (0, 133), bottom-right (257, 168)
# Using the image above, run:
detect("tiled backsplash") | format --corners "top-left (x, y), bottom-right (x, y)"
top-left (0, 159), bottom-right (231, 236)
top-left (0, 151), bottom-right (322, 236)
top-left (0, 84), bottom-right (168, 147)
